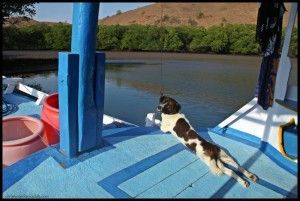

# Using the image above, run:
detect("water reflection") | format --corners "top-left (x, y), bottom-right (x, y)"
top-left (8, 56), bottom-right (298, 129)
top-left (18, 71), bottom-right (58, 94)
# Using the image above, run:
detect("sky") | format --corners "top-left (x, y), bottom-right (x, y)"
top-left (33, 3), bottom-right (153, 23)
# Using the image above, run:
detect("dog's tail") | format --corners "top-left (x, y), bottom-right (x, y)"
top-left (209, 159), bottom-right (224, 176)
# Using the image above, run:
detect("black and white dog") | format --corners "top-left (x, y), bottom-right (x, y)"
top-left (157, 95), bottom-right (258, 188)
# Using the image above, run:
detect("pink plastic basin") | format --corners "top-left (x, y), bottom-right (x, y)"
top-left (2, 116), bottom-right (46, 167)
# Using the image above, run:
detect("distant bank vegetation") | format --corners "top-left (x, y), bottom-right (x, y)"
top-left (3, 23), bottom-right (297, 57)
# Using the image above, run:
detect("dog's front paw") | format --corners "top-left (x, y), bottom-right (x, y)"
top-left (249, 174), bottom-right (258, 183)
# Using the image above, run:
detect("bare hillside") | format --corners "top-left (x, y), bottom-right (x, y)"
top-left (3, 3), bottom-right (295, 28)
top-left (99, 3), bottom-right (293, 27)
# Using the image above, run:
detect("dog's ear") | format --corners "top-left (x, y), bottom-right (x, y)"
top-left (159, 92), bottom-right (164, 102)
top-left (159, 94), bottom-right (165, 103)
top-left (176, 102), bottom-right (181, 111)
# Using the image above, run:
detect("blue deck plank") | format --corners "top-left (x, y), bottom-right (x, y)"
top-left (102, 127), bottom-right (136, 137)
top-left (118, 149), bottom-right (198, 197)
top-left (176, 170), bottom-right (283, 198)
top-left (3, 157), bottom-right (113, 198)
top-left (80, 128), bottom-right (182, 179)
top-left (98, 144), bottom-right (186, 198)
top-left (137, 160), bottom-right (210, 198)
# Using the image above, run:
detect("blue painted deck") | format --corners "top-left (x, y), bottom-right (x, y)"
top-left (2, 92), bottom-right (298, 198)
top-left (3, 92), bottom-right (42, 118)
top-left (3, 127), bottom-right (298, 198)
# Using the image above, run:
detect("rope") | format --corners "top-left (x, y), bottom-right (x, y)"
top-left (2, 100), bottom-right (10, 116)
top-left (160, 2), bottom-right (164, 97)
top-left (150, 3), bottom-right (165, 124)
top-left (2, 99), bottom-right (18, 116)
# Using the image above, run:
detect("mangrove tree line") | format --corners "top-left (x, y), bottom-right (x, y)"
top-left (2, 23), bottom-right (298, 57)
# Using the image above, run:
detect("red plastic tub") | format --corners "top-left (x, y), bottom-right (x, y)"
top-left (40, 93), bottom-right (60, 145)
top-left (3, 116), bottom-right (46, 167)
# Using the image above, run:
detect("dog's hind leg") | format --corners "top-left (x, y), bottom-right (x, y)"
top-left (219, 150), bottom-right (258, 182)
top-left (216, 160), bottom-right (250, 188)
top-left (208, 159), bottom-right (223, 176)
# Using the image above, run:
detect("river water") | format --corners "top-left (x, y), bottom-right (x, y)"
top-left (7, 54), bottom-right (297, 130)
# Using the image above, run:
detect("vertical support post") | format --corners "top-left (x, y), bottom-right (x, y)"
top-left (95, 52), bottom-right (106, 143)
top-left (71, 3), bottom-right (102, 152)
top-left (58, 53), bottom-right (79, 157)
top-left (274, 3), bottom-right (298, 100)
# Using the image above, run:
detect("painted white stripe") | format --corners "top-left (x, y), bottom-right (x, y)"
top-left (17, 83), bottom-right (48, 105)
top-left (218, 97), bottom-right (257, 128)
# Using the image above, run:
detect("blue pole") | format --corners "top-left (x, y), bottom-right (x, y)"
top-left (71, 3), bottom-right (103, 152)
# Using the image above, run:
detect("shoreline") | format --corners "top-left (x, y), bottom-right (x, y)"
top-left (3, 50), bottom-right (260, 74)
top-left (3, 50), bottom-right (262, 61)
top-left (3, 50), bottom-right (297, 75)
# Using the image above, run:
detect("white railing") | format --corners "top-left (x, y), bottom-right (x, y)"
top-left (16, 83), bottom-right (48, 105)
top-left (2, 76), bottom-right (48, 105)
